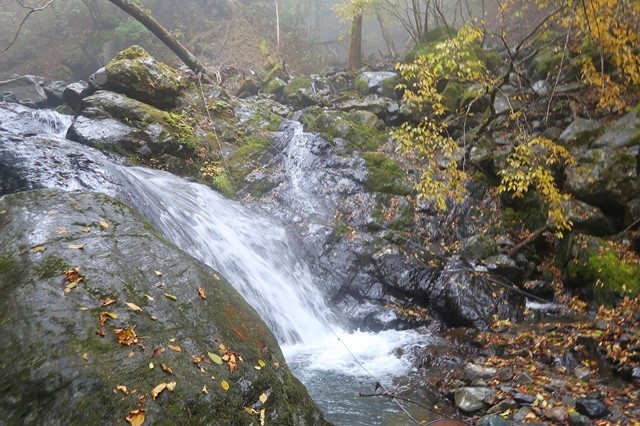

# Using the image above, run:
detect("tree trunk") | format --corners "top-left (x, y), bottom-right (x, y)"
top-left (376, 11), bottom-right (397, 58)
top-left (106, 0), bottom-right (208, 75)
top-left (347, 13), bottom-right (363, 71)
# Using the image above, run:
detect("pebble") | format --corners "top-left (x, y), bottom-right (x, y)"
top-left (464, 363), bottom-right (497, 382)
top-left (573, 366), bottom-right (591, 380)
top-left (544, 405), bottom-right (568, 422)
top-left (454, 387), bottom-right (490, 413)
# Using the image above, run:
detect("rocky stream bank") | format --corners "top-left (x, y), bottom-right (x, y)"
top-left (1, 40), bottom-right (639, 424)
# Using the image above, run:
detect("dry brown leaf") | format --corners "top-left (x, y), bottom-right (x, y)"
top-left (31, 245), bottom-right (46, 253)
top-left (114, 327), bottom-right (138, 346)
top-left (160, 363), bottom-right (173, 375)
top-left (99, 220), bottom-right (109, 229)
top-left (99, 297), bottom-right (116, 307)
top-left (99, 312), bottom-right (117, 326)
top-left (96, 329), bottom-right (106, 337)
top-left (68, 243), bottom-right (86, 250)
top-left (168, 345), bottom-right (182, 352)
top-left (166, 381), bottom-right (176, 391)
top-left (116, 385), bottom-right (128, 395)
top-left (152, 347), bottom-right (165, 358)
top-left (202, 385), bottom-right (208, 394)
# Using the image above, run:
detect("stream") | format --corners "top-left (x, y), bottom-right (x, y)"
top-left (0, 105), bottom-right (437, 425)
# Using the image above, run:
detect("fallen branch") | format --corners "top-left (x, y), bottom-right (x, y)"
top-left (508, 226), bottom-right (548, 258)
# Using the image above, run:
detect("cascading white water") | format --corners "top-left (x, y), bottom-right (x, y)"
top-left (31, 109), bottom-right (73, 137)
top-left (117, 166), bottom-right (340, 345)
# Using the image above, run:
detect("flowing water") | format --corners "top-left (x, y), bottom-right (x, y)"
top-left (3, 107), bottom-right (433, 424)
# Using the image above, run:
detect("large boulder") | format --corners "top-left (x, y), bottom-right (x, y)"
top-left (0, 189), bottom-right (328, 425)
top-left (0, 75), bottom-right (48, 106)
top-left (593, 105), bottom-right (640, 148)
top-left (565, 147), bottom-right (639, 208)
top-left (105, 46), bottom-right (185, 109)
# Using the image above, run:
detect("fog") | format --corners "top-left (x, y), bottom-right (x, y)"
top-left (0, 0), bottom-right (496, 80)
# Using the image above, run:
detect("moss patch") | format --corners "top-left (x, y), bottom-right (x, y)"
top-left (363, 152), bottom-right (410, 195)
top-left (283, 77), bottom-right (311, 97)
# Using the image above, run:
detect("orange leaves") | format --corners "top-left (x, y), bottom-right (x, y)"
top-left (99, 312), bottom-right (118, 326)
top-left (64, 267), bottom-right (84, 293)
top-left (114, 327), bottom-right (138, 346)
top-left (197, 287), bottom-right (207, 299)
top-left (151, 382), bottom-right (176, 400)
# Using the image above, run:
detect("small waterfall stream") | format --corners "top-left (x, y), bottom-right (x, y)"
top-left (1, 106), bottom-right (432, 424)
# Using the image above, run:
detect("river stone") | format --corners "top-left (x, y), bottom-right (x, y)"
top-left (593, 105), bottom-right (640, 148)
top-left (0, 189), bottom-right (327, 426)
top-left (544, 405), bottom-right (568, 422)
top-left (0, 75), bottom-right (48, 106)
top-left (477, 414), bottom-right (508, 426)
top-left (105, 45), bottom-right (185, 109)
top-left (461, 234), bottom-right (498, 261)
top-left (464, 363), bottom-right (497, 382)
top-left (89, 66), bottom-right (110, 90)
top-left (565, 147), bottom-right (639, 208)
top-left (559, 117), bottom-right (602, 144)
top-left (454, 387), bottom-right (490, 413)
top-left (43, 80), bottom-right (68, 105)
top-left (356, 71), bottom-right (397, 95)
top-left (569, 413), bottom-right (591, 426)
top-left (575, 398), bottom-right (610, 419)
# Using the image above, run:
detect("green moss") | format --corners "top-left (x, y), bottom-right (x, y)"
top-left (331, 219), bottom-right (351, 239)
top-left (113, 45), bottom-right (148, 60)
top-left (442, 82), bottom-right (465, 112)
top-left (567, 237), bottom-right (640, 306)
top-left (210, 173), bottom-right (235, 198)
top-left (363, 152), bottom-right (410, 194)
top-left (354, 75), bottom-right (369, 96)
top-left (283, 77), bottom-right (311, 97)
top-left (381, 76), bottom-right (400, 97)
top-left (228, 135), bottom-right (275, 183)
top-left (33, 255), bottom-right (68, 279)
top-left (0, 253), bottom-right (21, 288)
top-left (299, 108), bottom-right (387, 153)
top-left (247, 107), bottom-right (283, 132)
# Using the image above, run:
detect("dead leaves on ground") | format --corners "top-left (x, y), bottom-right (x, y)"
top-left (114, 327), bottom-right (138, 346)
top-left (64, 267), bottom-right (84, 293)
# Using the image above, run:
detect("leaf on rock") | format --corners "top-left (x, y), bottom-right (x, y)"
top-left (221, 380), bottom-right (230, 391)
top-left (114, 327), bottom-right (138, 346)
top-left (125, 409), bottom-right (145, 426)
top-left (100, 297), bottom-right (116, 307)
top-left (82, 227), bottom-right (91, 233)
top-left (166, 381), bottom-right (176, 391)
top-left (152, 347), bottom-right (165, 358)
top-left (197, 287), bottom-right (207, 299)
top-left (116, 385), bottom-right (128, 395)
top-left (163, 293), bottom-right (177, 301)
top-left (260, 409), bottom-right (266, 426)
top-left (202, 385), bottom-right (208, 394)
top-left (155, 270), bottom-right (162, 276)
top-left (99, 220), bottom-right (109, 229)
top-left (259, 393), bottom-right (268, 404)
top-left (82, 353), bottom-right (89, 362)
top-left (151, 383), bottom-right (167, 400)
top-left (96, 329), bottom-right (106, 337)
top-left (55, 227), bottom-right (68, 235)
top-left (208, 352), bottom-right (223, 365)
top-left (258, 359), bottom-right (266, 368)
top-left (125, 302), bottom-right (143, 313)
top-left (160, 363), bottom-right (173, 375)
top-left (144, 294), bottom-right (154, 301)
top-left (64, 268), bottom-right (84, 292)
top-left (99, 311), bottom-right (118, 326)
top-left (31, 245), bottom-right (46, 253)
top-left (64, 281), bottom-right (80, 294)
top-left (168, 345), bottom-right (182, 352)
top-left (68, 243), bottom-right (86, 250)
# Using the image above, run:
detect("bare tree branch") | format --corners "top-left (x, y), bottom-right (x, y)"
top-left (4, 0), bottom-right (55, 52)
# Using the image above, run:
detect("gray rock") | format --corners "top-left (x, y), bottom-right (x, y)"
top-left (512, 391), bottom-right (536, 404)
top-left (0, 75), bottom-right (48, 106)
top-left (494, 92), bottom-right (512, 115)
top-left (43, 80), bottom-right (68, 105)
top-left (487, 399), bottom-right (519, 414)
top-left (335, 96), bottom-right (389, 119)
top-left (532, 80), bottom-right (550, 97)
top-left (593, 105), bottom-right (640, 148)
top-left (454, 387), bottom-right (490, 413)
top-left (563, 199), bottom-right (615, 236)
top-left (573, 366), bottom-right (591, 380)
top-left (576, 398), bottom-right (610, 419)
top-left (477, 414), bottom-right (508, 426)
top-left (357, 71), bottom-right (397, 95)
top-left (565, 146), bottom-right (639, 208)
top-left (626, 199), bottom-right (640, 225)
top-left (514, 371), bottom-right (535, 385)
top-left (0, 189), bottom-right (328, 425)
top-left (484, 254), bottom-right (523, 283)
top-left (633, 367), bottom-right (640, 381)
top-left (63, 80), bottom-right (94, 111)
top-left (569, 413), bottom-right (591, 426)
top-left (514, 406), bottom-right (534, 421)
top-left (461, 234), bottom-right (497, 260)
top-left (464, 363), bottom-right (497, 382)
top-left (559, 117), bottom-right (602, 144)
top-left (88, 66), bottom-right (110, 90)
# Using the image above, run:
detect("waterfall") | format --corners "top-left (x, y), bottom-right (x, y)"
top-left (116, 166), bottom-right (340, 345)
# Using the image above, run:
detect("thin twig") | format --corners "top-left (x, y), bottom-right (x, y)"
top-left (4, 0), bottom-right (55, 52)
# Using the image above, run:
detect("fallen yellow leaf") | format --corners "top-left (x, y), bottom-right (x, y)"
top-left (116, 385), bottom-right (128, 395)
top-left (168, 345), bottom-right (182, 352)
top-left (68, 243), bottom-right (86, 250)
top-left (126, 409), bottom-right (145, 426)
top-left (155, 270), bottom-right (162, 276)
top-left (125, 302), bottom-right (143, 313)
top-left (259, 392), bottom-right (268, 404)
top-left (99, 220), bottom-right (109, 229)
top-left (221, 380), bottom-right (230, 391)
top-left (166, 381), bottom-right (176, 391)
top-left (151, 383), bottom-right (167, 400)
top-left (31, 245), bottom-right (46, 253)
top-left (163, 293), bottom-right (177, 301)
top-left (202, 385), bottom-right (208, 394)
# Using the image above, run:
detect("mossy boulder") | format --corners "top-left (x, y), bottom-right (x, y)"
top-left (566, 234), bottom-right (640, 306)
top-left (0, 189), bottom-right (328, 425)
top-left (299, 107), bottom-right (387, 153)
top-left (105, 45), bottom-right (185, 109)
top-left (68, 90), bottom-right (198, 162)
top-left (593, 105), bottom-right (640, 148)
top-left (363, 152), bottom-right (411, 195)
top-left (565, 147), bottom-right (639, 208)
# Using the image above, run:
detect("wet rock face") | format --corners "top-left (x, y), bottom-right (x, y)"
top-left (105, 45), bottom-right (185, 109)
top-left (0, 189), bottom-right (328, 426)
top-left (0, 75), bottom-right (48, 106)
